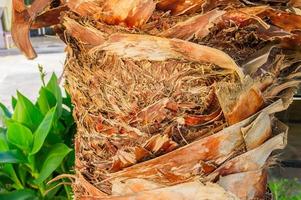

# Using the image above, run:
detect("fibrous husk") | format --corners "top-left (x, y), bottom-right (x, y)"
top-left (11, 0), bottom-right (301, 199)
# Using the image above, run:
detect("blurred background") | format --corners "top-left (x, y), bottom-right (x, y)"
top-left (0, 0), bottom-right (65, 106)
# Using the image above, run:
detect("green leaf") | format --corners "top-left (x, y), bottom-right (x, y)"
top-left (12, 92), bottom-right (43, 131)
top-left (35, 143), bottom-right (72, 184)
top-left (0, 189), bottom-right (38, 200)
top-left (0, 130), bottom-right (24, 189)
top-left (2, 163), bottom-right (24, 189)
top-left (7, 122), bottom-right (33, 152)
top-left (0, 102), bottom-right (11, 125)
top-left (61, 109), bottom-right (74, 128)
top-left (49, 196), bottom-right (68, 200)
top-left (66, 150), bottom-right (75, 169)
top-left (0, 128), bottom-right (9, 151)
top-left (0, 102), bottom-right (11, 118)
top-left (62, 91), bottom-right (72, 109)
top-left (17, 165), bottom-right (28, 186)
top-left (46, 74), bottom-right (62, 117)
top-left (31, 106), bottom-right (57, 155)
top-left (11, 96), bottom-right (17, 110)
top-left (37, 88), bottom-right (57, 115)
top-left (0, 150), bottom-right (27, 163)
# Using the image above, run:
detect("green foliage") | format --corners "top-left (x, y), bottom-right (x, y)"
top-left (0, 102), bottom-right (11, 119)
top-left (7, 123), bottom-right (33, 153)
top-left (0, 189), bottom-right (38, 200)
top-left (0, 71), bottom-right (75, 200)
top-left (269, 178), bottom-right (301, 200)
top-left (35, 143), bottom-right (72, 184)
top-left (12, 92), bottom-right (43, 131)
top-left (31, 106), bottom-right (57, 155)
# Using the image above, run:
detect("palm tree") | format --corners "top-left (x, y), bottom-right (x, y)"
top-left (12, 0), bottom-right (301, 199)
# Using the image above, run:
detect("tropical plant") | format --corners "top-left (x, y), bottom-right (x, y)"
top-left (269, 179), bottom-right (301, 200)
top-left (0, 71), bottom-right (75, 200)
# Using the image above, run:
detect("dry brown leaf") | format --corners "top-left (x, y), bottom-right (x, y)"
top-left (94, 33), bottom-right (244, 79)
top-left (218, 170), bottom-right (267, 200)
top-left (207, 132), bottom-right (286, 181)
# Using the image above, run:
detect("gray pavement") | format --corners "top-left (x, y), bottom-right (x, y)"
top-left (0, 36), bottom-right (65, 107)
top-left (0, 36), bottom-right (65, 56)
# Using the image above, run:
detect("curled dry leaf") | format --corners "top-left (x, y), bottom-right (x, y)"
top-left (110, 147), bottom-right (151, 172)
top-left (143, 134), bottom-right (178, 154)
top-left (184, 109), bottom-right (222, 126)
top-left (63, 17), bottom-right (105, 46)
top-left (76, 173), bottom-right (108, 198)
top-left (96, 33), bottom-right (244, 79)
top-left (157, 6), bottom-right (301, 62)
top-left (157, 0), bottom-right (241, 15)
top-left (156, 0), bottom-right (206, 15)
top-left (218, 170), bottom-right (268, 200)
top-left (67, 0), bottom-right (156, 27)
top-left (12, 0), bottom-right (60, 59)
top-left (159, 9), bottom-right (226, 40)
top-left (215, 79), bottom-right (264, 125)
top-left (223, 85), bottom-right (264, 125)
top-left (241, 111), bottom-right (272, 150)
top-left (62, 15), bottom-right (243, 79)
top-left (159, 6), bottom-right (296, 40)
top-left (32, 5), bottom-right (69, 29)
top-left (207, 132), bottom-right (287, 181)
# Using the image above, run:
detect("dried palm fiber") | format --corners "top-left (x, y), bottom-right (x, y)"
top-left (64, 22), bottom-right (300, 200)
top-left (11, 0), bottom-right (301, 199)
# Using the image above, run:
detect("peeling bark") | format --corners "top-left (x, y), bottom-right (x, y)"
top-left (218, 170), bottom-right (268, 200)
top-left (82, 182), bottom-right (238, 200)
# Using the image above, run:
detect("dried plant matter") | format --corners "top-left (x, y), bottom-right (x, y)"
top-left (11, 0), bottom-right (301, 199)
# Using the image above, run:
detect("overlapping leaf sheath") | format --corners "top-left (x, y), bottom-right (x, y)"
top-left (11, 0), bottom-right (301, 199)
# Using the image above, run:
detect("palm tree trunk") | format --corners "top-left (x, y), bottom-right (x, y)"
top-left (12, 0), bottom-right (301, 199)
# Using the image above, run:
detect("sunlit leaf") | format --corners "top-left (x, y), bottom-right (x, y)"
top-left (0, 102), bottom-right (11, 119)
top-left (0, 128), bottom-right (9, 151)
top-left (11, 96), bottom-right (17, 110)
top-left (31, 106), bottom-right (57, 155)
top-left (46, 74), bottom-right (62, 117)
top-left (7, 122), bottom-right (33, 152)
top-left (37, 87), bottom-right (57, 116)
top-left (12, 92), bottom-right (43, 131)
top-left (35, 143), bottom-right (72, 184)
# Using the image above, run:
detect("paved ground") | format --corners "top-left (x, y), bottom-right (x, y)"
top-left (0, 53), bottom-right (65, 107)
top-left (0, 36), bottom-right (65, 56)
top-left (0, 36), bottom-right (65, 107)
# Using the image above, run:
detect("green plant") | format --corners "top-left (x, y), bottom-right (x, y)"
top-left (0, 71), bottom-right (75, 200)
top-left (269, 178), bottom-right (301, 200)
